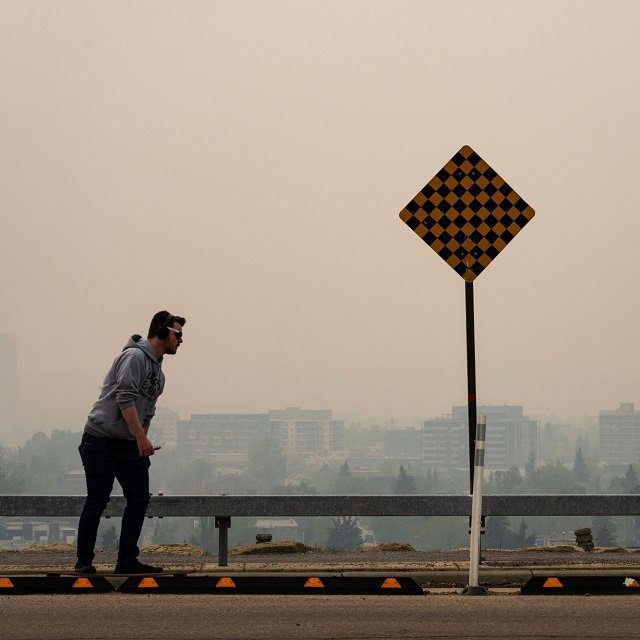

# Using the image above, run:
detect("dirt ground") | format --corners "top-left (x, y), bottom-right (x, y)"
top-left (2, 547), bottom-right (640, 572)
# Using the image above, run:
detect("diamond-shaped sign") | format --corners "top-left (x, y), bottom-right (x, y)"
top-left (399, 145), bottom-right (535, 282)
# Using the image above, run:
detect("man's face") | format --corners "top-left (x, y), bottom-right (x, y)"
top-left (164, 322), bottom-right (183, 355)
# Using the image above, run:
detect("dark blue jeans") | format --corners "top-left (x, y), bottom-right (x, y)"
top-left (77, 433), bottom-right (150, 566)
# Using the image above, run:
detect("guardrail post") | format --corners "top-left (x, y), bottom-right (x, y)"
top-left (215, 516), bottom-right (231, 566)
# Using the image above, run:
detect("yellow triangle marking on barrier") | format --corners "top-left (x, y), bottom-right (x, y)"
top-left (381, 578), bottom-right (402, 589)
top-left (624, 578), bottom-right (640, 588)
top-left (72, 578), bottom-right (93, 589)
top-left (304, 577), bottom-right (324, 588)
top-left (0, 577), bottom-right (15, 588)
top-left (138, 577), bottom-right (159, 588)
top-left (215, 577), bottom-right (236, 588)
top-left (543, 577), bottom-right (563, 588)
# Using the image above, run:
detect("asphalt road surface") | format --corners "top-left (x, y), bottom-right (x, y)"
top-left (3, 593), bottom-right (640, 640)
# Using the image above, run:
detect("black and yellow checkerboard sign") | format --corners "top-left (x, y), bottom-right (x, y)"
top-left (399, 145), bottom-right (535, 282)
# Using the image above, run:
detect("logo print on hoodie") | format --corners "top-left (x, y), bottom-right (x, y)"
top-left (141, 370), bottom-right (162, 401)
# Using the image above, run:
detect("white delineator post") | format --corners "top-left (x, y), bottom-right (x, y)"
top-left (464, 415), bottom-right (488, 595)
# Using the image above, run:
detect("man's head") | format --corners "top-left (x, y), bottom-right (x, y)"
top-left (147, 310), bottom-right (186, 356)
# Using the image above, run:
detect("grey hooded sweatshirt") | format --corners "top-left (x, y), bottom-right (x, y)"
top-left (84, 335), bottom-right (165, 440)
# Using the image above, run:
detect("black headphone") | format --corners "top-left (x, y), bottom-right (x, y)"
top-left (156, 313), bottom-right (175, 340)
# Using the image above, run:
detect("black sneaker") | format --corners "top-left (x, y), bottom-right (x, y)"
top-left (74, 563), bottom-right (97, 574)
top-left (114, 561), bottom-right (163, 574)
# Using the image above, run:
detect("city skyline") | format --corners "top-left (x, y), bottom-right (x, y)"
top-left (0, 327), bottom-right (630, 448)
top-left (4, 400), bottom-right (635, 481)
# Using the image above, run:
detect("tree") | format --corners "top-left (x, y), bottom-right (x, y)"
top-left (0, 452), bottom-right (28, 493)
top-left (620, 465), bottom-right (640, 546)
top-left (199, 517), bottom-right (217, 554)
top-left (422, 468), bottom-right (441, 493)
top-left (326, 516), bottom-right (363, 551)
top-left (272, 479), bottom-right (317, 495)
top-left (486, 467), bottom-right (524, 494)
top-left (48, 430), bottom-right (84, 471)
top-left (330, 469), bottom-right (371, 495)
top-left (425, 468), bottom-right (433, 489)
top-left (609, 465), bottom-right (640, 494)
top-left (309, 462), bottom-right (334, 493)
top-left (485, 516), bottom-right (535, 549)
top-left (516, 518), bottom-right (536, 547)
top-left (22, 432), bottom-right (50, 457)
top-left (484, 516), bottom-right (513, 549)
top-left (100, 526), bottom-right (118, 552)
top-left (247, 435), bottom-right (287, 491)
top-left (394, 465), bottom-right (417, 494)
top-left (153, 518), bottom-right (196, 544)
top-left (623, 465), bottom-right (639, 493)
top-left (339, 461), bottom-right (351, 477)
top-left (524, 453), bottom-right (538, 487)
top-left (1, 432), bottom-right (72, 493)
top-left (573, 447), bottom-right (590, 483)
top-left (175, 459), bottom-right (217, 494)
top-left (593, 517), bottom-right (617, 547)
top-left (576, 433), bottom-right (592, 456)
top-left (534, 462), bottom-right (585, 494)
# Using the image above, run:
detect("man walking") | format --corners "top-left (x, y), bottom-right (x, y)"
top-left (75, 310), bottom-right (185, 574)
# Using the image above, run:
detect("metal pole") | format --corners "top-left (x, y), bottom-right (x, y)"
top-left (462, 415), bottom-right (488, 596)
top-left (215, 516), bottom-right (230, 567)
top-left (465, 281), bottom-right (477, 494)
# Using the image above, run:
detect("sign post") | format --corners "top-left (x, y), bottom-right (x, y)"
top-left (462, 414), bottom-right (488, 596)
top-left (465, 281), bottom-right (477, 492)
top-left (399, 145), bottom-right (535, 493)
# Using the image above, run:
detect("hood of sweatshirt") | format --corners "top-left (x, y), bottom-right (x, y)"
top-left (123, 334), bottom-right (161, 363)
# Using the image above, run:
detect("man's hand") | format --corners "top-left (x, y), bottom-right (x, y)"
top-left (121, 406), bottom-right (155, 456)
top-left (136, 435), bottom-right (155, 457)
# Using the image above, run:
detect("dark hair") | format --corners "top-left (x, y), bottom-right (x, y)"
top-left (147, 310), bottom-right (186, 339)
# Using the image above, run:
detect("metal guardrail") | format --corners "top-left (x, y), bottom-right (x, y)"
top-left (2, 494), bottom-right (640, 517)
top-left (2, 494), bottom-right (639, 565)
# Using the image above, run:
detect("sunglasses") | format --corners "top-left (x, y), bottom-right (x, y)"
top-left (167, 327), bottom-right (183, 339)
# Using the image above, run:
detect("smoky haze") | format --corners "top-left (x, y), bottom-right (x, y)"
top-left (1, 0), bottom-right (639, 443)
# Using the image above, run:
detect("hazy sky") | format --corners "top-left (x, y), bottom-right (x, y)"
top-left (1, 0), bottom-right (639, 439)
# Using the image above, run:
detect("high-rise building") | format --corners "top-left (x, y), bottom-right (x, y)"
top-left (150, 407), bottom-right (179, 449)
top-left (422, 405), bottom-right (539, 470)
top-left (0, 334), bottom-right (17, 428)
top-left (268, 407), bottom-right (345, 455)
top-left (176, 407), bottom-right (346, 463)
top-left (177, 413), bottom-right (271, 462)
top-left (540, 421), bottom-right (574, 463)
top-left (599, 402), bottom-right (640, 467)
top-left (382, 427), bottom-right (422, 458)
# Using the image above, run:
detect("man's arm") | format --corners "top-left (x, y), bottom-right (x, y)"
top-left (114, 352), bottom-right (154, 456)
top-left (121, 405), bottom-right (155, 457)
